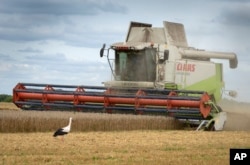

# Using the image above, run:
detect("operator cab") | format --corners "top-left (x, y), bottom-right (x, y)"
top-left (114, 48), bottom-right (156, 82)
top-left (100, 43), bottom-right (157, 82)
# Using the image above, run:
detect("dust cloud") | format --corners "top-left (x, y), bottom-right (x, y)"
top-left (218, 99), bottom-right (250, 131)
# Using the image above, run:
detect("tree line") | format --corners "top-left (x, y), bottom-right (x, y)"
top-left (0, 94), bottom-right (12, 102)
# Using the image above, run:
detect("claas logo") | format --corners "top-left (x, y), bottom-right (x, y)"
top-left (176, 63), bottom-right (196, 72)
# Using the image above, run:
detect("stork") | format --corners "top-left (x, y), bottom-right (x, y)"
top-left (53, 117), bottom-right (72, 140)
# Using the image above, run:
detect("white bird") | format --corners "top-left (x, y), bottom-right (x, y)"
top-left (53, 117), bottom-right (72, 140)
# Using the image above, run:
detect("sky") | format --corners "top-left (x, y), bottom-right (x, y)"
top-left (0, 0), bottom-right (249, 102)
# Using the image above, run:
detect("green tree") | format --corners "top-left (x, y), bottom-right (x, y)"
top-left (0, 94), bottom-right (12, 102)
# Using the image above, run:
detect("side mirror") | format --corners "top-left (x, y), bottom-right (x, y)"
top-left (164, 50), bottom-right (169, 61)
top-left (100, 44), bottom-right (106, 57)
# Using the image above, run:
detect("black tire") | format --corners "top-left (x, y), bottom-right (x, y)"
top-left (205, 122), bottom-right (215, 131)
top-left (216, 105), bottom-right (223, 112)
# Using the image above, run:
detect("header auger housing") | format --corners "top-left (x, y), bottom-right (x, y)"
top-left (13, 21), bottom-right (238, 131)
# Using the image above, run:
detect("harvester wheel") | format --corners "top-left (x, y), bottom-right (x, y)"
top-left (205, 122), bottom-right (215, 131)
top-left (216, 105), bottom-right (222, 112)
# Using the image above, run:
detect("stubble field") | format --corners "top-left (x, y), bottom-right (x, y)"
top-left (1, 131), bottom-right (250, 165)
top-left (1, 102), bottom-right (250, 165)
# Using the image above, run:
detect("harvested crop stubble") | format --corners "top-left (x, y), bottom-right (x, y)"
top-left (1, 131), bottom-right (250, 165)
top-left (0, 110), bottom-right (183, 132)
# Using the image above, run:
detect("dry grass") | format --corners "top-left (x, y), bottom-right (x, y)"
top-left (0, 102), bottom-right (20, 111)
top-left (1, 103), bottom-right (250, 164)
top-left (1, 131), bottom-right (250, 165)
top-left (0, 109), bottom-right (183, 133)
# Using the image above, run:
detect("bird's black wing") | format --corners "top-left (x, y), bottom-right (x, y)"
top-left (53, 128), bottom-right (68, 137)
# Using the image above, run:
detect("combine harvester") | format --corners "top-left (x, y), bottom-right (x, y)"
top-left (13, 21), bottom-right (238, 131)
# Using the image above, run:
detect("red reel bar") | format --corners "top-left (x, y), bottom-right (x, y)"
top-left (13, 83), bottom-right (212, 118)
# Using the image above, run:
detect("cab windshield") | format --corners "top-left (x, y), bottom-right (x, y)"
top-left (114, 48), bottom-right (156, 81)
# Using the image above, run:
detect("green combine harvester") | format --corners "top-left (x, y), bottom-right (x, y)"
top-left (13, 21), bottom-right (238, 131)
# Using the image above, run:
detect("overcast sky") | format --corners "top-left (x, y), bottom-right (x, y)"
top-left (0, 0), bottom-right (249, 102)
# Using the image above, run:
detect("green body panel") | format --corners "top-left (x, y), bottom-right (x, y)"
top-left (178, 64), bottom-right (224, 102)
